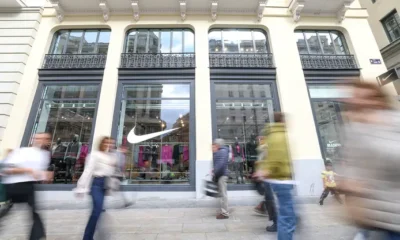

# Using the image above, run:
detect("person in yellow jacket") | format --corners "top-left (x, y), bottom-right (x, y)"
top-left (254, 112), bottom-right (297, 240)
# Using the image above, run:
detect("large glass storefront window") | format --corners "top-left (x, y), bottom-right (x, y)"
top-left (213, 83), bottom-right (277, 184)
top-left (28, 84), bottom-right (100, 184)
top-left (116, 84), bottom-right (191, 184)
top-left (308, 85), bottom-right (351, 163)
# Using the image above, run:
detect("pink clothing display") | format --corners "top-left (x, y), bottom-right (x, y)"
top-left (183, 146), bottom-right (189, 162)
top-left (161, 145), bottom-right (173, 165)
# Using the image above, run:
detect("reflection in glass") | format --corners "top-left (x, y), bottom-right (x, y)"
top-left (214, 83), bottom-right (275, 185)
top-left (97, 31), bottom-right (110, 54)
top-left (29, 85), bottom-right (99, 184)
top-left (331, 32), bottom-right (346, 55)
top-left (148, 30), bottom-right (160, 54)
top-left (223, 30), bottom-right (239, 53)
top-left (239, 31), bottom-right (254, 53)
top-left (209, 31), bottom-right (222, 53)
top-left (295, 32), bottom-right (308, 54)
top-left (116, 84), bottom-right (191, 184)
top-left (184, 31), bottom-right (194, 52)
top-left (137, 30), bottom-right (148, 53)
top-left (171, 31), bottom-right (183, 53)
top-left (160, 31), bottom-right (171, 53)
top-left (318, 32), bottom-right (335, 55)
top-left (126, 31), bottom-right (137, 53)
top-left (304, 32), bottom-right (322, 54)
top-left (254, 31), bottom-right (267, 53)
top-left (65, 31), bottom-right (83, 54)
top-left (52, 31), bottom-right (68, 54)
top-left (81, 31), bottom-right (98, 54)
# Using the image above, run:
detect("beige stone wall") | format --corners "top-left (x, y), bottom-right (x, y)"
top-left (0, 9), bottom-right (42, 145)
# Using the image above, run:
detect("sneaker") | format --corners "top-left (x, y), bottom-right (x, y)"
top-left (266, 223), bottom-right (277, 232)
top-left (216, 213), bottom-right (229, 219)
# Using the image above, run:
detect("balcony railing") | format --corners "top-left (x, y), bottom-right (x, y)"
top-left (42, 54), bottom-right (107, 69)
top-left (300, 54), bottom-right (358, 70)
top-left (209, 53), bottom-right (274, 68)
top-left (120, 53), bottom-right (196, 68)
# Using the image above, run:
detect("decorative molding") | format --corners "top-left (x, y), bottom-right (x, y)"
top-left (51, 1), bottom-right (64, 22)
top-left (99, 0), bottom-right (110, 22)
top-left (211, 0), bottom-right (218, 21)
top-left (337, 1), bottom-right (352, 23)
top-left (131, 0), bottom-right (140, 21)
top-left (180, 0), bottom-right (187, 21)
top-left (289, 0), bottom-right (305, 22)
top-left (257, 1), bottom-right (267, 22)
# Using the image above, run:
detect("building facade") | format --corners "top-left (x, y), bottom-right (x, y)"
top-left (359, 0), bottom-right (400, 92)
top-left (0, 0), bottom-right (396, 200)
top-left (0, 0), bottom-right (45, 145)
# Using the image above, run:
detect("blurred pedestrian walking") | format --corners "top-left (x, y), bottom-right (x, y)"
top-left (319, 161), bottom-right (342, 205)
top-left (74, 136), bottom-right (117, 240)
top-left (254, 136), bottom-right (277, 232)
top-left (338, 82), bottom-right (400, 239)
top-left (254, 112), bottom-right (297, 240)
top-left (212, 138), bottom-right (229, 219)
top-left (114, 144), bottom-right (133, 208)
top-left (1, 133), bottom-right (52, 240)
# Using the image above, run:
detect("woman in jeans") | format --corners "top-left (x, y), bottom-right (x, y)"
top-left (75, 137), bottom-right (117, 240)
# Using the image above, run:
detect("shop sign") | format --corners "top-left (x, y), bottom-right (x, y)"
top-left (370, 59), bottom-right (382, 64)
top-left (377, 68), bottom-right (400, 86)
top-left (327, 141), bottom-right (341, 148)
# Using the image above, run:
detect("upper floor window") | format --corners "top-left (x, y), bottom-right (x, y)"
top-left (209, 29), bottom-right (269, 53)
top-left (382, 11), bottom-right (400, 43)
top-left (125, 29), bottom-right (194, 54)
top-left (50, 29), bottom-right (111, 55)
top-left (295, 30), bottom-right (349, 55)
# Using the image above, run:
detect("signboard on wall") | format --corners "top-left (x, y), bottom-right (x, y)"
top-left (377, 68), bottom-right (400, 86)
top-left (370, 59), bottom-right (382, 64)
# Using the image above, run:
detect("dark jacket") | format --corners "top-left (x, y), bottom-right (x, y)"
top-left (213, 146), bottom-right (229, 180)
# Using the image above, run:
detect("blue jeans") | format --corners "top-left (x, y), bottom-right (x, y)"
top-left (270, 183), bottom-right (296, 240)
top-left (385, 231), bottom-right (400, 240)
top-left (83, 177), bottom-right (106, 240)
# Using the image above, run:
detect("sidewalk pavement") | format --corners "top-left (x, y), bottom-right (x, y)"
top-left (0, 199), bottom-right (358, 240)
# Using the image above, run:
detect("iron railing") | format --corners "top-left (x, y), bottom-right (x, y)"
top-left (42, 54), bottom-right (107, 69)
top-left (300, 54), bottom-right (358, 69)
top-left (209, 53), bottom-right (274, 68)
top-left (120, 53), bottom-right (196, 68)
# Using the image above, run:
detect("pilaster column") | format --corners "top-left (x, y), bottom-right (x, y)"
top-left (92, 25), bottom-right (126, 147)
top-left (193, 22), bottom-right (213, 198)
top-left (267, 18), bottom-right (324, 196)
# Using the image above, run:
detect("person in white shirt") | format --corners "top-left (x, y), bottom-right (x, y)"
top-left (1, 133), bottom-right (52, 240)
top-left (74, 136), bottom-right (117, 240)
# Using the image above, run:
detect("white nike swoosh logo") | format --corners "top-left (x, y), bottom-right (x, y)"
top-left (127, 126), bottom-right (180, 144)
top-left (382, 73), bottom-right (393, 82)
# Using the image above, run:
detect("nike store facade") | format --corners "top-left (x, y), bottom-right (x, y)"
top-left (0, 0), bottom-right (398, 200)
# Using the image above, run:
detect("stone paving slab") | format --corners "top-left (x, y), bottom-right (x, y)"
top-left (0, 202), bottom-right (359, 240)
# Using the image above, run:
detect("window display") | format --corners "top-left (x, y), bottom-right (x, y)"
top-left (308, 85), bottom-right (351, 163)
top-left (213, 83), bottom-right (276, 184)
top-left (115, 84), bottom-right (191, 184)
top-left (28, 85), bottom-right (100, 184)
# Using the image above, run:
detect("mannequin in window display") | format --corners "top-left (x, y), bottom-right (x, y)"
top-left (51, 138), bottom-right (67, 183)
top-left (232, 141), bottom-right (244, 184)
top-left (64, 134), bottom-right (81, 183)
top-left (246, 134), bottom-right (258, 174)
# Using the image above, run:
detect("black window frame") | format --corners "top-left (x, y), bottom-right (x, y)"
top-left (210, 80), bottom-right (280, 191)
top-left (49, 29), bottom-right (111, 55)
top-left (381, 10), bottom-right (400, 43)
top-left (111, 80), bottom-right (196, 192)
top-left (21, 81), bottom-right (103, 191)
top-left (208, 28), bottom-right (271, 54)
top-left (124, 28), bottom-right (195, 54)
top-left (295, 30), bottom-right (350, 55)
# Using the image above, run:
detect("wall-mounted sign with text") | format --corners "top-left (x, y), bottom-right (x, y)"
top-left (370, 59), bottom-right (382, 65)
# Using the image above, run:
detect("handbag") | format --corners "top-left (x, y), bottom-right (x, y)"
top-left (204, 175), bottom-right (219, 198)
